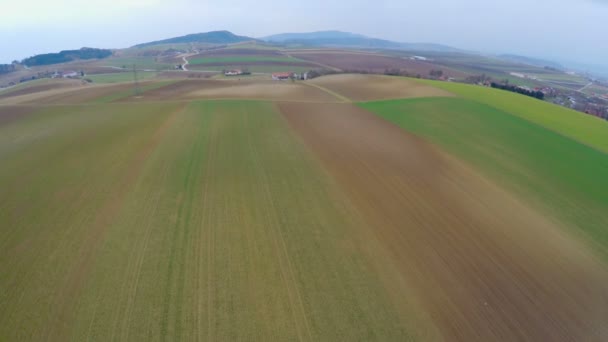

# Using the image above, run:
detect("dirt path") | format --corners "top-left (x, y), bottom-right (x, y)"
top-left (280, 102), bottom-right (608, 341)
top-left (579, 82), bottom-right (593, 92)
top-left (182, 55), bottom-right (190, 71)
top-left (302, 82), bottom-right (351, 102)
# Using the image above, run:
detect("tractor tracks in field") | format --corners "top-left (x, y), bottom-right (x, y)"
top-left (44, 104), bottom-right (184, 341)
top-left (243, 111), bottom-right (313, 342)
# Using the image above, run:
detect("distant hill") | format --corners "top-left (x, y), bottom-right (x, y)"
top-left (133, 30), bottom-right (257, 48)
top-left (498, 54), bottom-right (563, 69)
top-left (262, 30), bottom-right (463, 53)
top-left (22, 48), bottom-right (112, 67)
top-left (263, 31), bottom-right (367, 42)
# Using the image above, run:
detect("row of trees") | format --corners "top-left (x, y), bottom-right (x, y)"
top-left (22, 48), bottom-right (112, 66)
top-left (490, 82), bottom-right (545, 100)
top-left (0, 63), bottom-right (17, 75)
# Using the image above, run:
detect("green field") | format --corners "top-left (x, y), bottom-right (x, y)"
top-left (530, 73), bottom-right (587, 83)
top-left (101, 57), bottom-right (172, 70)
top-left (416, 79), bottom-right (608, 153)
top-left (87, 72), bottom-right (158, 84)
top-left (91, 81), bottom-right (176, 103)
top-left (189, 56), bottom-right (306, 65)
top-left (361, 97), bottom-right (608, 256)
top-left (191, 65), bottom-right (313, 73)
top-left (2, 74), bottom-right (608, 340)
top-left (0, 99), bottom-right (417, 340)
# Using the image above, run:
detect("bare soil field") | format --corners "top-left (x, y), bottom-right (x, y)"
top-left (121, 79), bottom-right (340, 103)
top-left (280, 102), bottom-right (608, 341)
top-left (0, 83), bottom-right (133, 105)
top-left (309, 74), bottom-right (454, 101)
top-left (291, 51), bottom-right (468, 77)
top-left (0, 79), bottom-right (84, 99)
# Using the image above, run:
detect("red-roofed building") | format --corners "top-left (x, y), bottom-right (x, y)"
top-left (272, 72), bottom-right (292, 81)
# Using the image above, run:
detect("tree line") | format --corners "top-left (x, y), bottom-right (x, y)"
top-left (22, 48), bottom-right (112, 66)
top-left (0, 63), bottom-right (16, 75)
top-left (490, 82), bottom-right (545, 100)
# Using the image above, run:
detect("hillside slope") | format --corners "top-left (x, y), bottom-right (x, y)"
top-left (263, 30), bottom-right (462, 52)
top-left (133, 31), bottom-right (256, 48)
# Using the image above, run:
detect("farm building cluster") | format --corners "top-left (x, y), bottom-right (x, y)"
top-left (271, 72), bottom-right (308, 81)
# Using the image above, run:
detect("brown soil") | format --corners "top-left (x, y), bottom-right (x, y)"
top-left (0, 79), bottom-right (83, 99)
top-left (121, 79), bottom-right (340, 103)
top-left (280, 102), bottom-right (608, 341)
top-left (309, 74), bottom-right (454, 101)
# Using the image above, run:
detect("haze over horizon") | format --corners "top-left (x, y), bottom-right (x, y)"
top-left (1, 0), bottom-right (607, 71)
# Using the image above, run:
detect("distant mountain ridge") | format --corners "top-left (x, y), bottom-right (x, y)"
top-left (133, 30), bottom-right (257, 48)
top-left (262, 30), bottom-right (463, 53)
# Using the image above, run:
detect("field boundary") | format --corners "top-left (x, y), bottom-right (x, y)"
top-left (302, 82), bottom-right (351, 103)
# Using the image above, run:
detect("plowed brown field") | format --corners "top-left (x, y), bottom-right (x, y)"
top-left (280, 102), bottom-right (608, 341)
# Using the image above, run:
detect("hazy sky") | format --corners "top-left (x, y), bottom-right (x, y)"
top-left (1, 0), bottom-right (607, 69)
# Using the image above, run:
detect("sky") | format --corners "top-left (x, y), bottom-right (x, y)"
top-left (1, 0), bottom-right (607, 71)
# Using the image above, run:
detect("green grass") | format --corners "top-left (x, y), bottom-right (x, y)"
top-left (529, 73), bottom-right (587, 83)
top-left (101, 57), bottom-right (172, 70)
top-left (361, 97), bottom-right (608, 256)
top-left (92, 80), bottom-right (176, 103)
top-left (87, 72), bottom-right (158, 84)
top-left (0, 100), bottom-right (416, 340)
top-left (415, 79), bottom-right (608, 153)
top-left (189, 56), bottom-right (306, 65)
top-left (0, 78), bottom-right (56, 95)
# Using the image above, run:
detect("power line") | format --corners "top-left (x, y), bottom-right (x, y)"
top-left (132, 64), bottom-right (141, 96)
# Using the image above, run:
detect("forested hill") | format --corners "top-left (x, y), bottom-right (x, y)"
top-left (22, 48), bottom-right (112, 66)
top-left (133, 30), bottom-right (256, 48)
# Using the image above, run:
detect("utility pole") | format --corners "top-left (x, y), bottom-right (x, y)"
top-left (132, 64), bottom-right (141, 96)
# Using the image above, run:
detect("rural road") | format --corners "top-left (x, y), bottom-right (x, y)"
top-left (182, 55), bottom-right (190, 71)
top-left (579, 82), bottom-right (593, 92)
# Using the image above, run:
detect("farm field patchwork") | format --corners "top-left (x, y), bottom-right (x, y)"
top-left (361, 97), bottom-right (608, 256)
top-left (87, 71), bottom-right (159, 84)
top-left (189, 56), bottom-right (307, 65)
top-left (1, 74), bottom-right (608, 341)
top-left (188, 65), bottom-right (313, 74)
top-left (0, 100), bottom-right (418, 341)
top-left (100, 57), bottom-right (172, 70)
top-left (416, 79), bottom-right (608, 152)
top-left (308, 74), bottom-right (453, 101)
top-left (290, 51), bottom-right (467, 77)
top-left (279, 102), bottom-right (608, 341)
